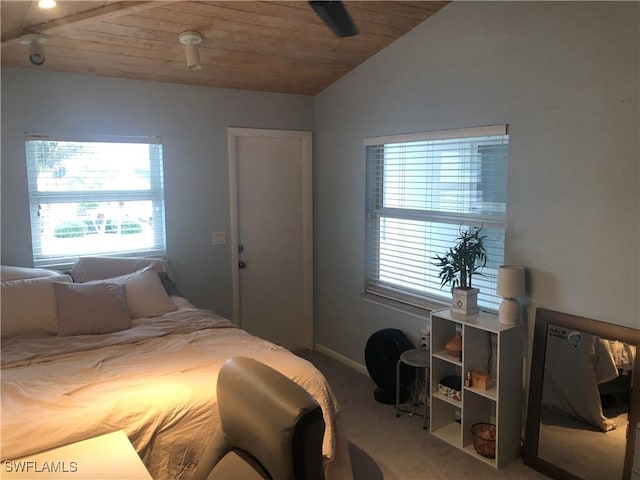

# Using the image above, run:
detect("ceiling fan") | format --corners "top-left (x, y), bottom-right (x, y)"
top-left (308, 1), bottom-right (358, 37)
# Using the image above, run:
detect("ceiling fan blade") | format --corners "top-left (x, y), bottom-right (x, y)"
top-left (309, 1), bottom-right (358, 37)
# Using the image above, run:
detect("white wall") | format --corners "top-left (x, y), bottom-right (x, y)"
top-left (313, 1), bottom-right (640, 365)
top-left (1, 2), bottom-right (638, 371)
top-left (0, 69), bottom-right (313, 315)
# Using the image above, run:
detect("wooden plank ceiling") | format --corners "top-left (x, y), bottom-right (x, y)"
top-left (0, 1), bottom-right (449, 95)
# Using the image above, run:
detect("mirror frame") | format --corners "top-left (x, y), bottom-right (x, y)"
top-left (524, 307), bottom-right (640, 480)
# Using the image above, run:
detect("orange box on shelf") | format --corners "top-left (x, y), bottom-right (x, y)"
top-left (470, 371), bottom-right (493, 390)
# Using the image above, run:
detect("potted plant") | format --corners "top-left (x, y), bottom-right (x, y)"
top-left (432, 226), bottom-right (487, 315)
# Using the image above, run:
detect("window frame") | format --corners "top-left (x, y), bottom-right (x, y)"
top-left (25, 133), bottom-right (167, 268)
top-left (364, 125), bottom-right (509, 312)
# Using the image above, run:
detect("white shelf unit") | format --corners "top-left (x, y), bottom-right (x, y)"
top-left (429, 308), bottom-right (523, 468)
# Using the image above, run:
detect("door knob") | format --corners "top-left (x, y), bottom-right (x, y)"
top-left (238, 260), bottom-right (247, 269)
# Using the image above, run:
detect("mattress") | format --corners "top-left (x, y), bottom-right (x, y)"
top-left (1, 303), bottom-right (352, 479)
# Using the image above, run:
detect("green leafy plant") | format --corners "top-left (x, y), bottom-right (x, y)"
top-left (104, 219), bottom-right (143, 235)
top-left (53, 220), bottom-right (86, 238)
top-left (432, 226), bottom-right (488, 291)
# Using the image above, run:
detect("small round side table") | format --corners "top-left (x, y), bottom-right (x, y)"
top-left (395, 348), bottom-right (430, 429)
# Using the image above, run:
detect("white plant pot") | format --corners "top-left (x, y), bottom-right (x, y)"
top-left (451, 287), bottom-right (479, 315)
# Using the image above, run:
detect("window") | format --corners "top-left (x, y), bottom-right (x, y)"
top-left (25, 134), bottom-right (166, 267)
top-left (365, 125), bottom-right (509, 311)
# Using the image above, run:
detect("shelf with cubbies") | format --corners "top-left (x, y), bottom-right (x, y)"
top-left (429, 308), bottom-right (523, 468)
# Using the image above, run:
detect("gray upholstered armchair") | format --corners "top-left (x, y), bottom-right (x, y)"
top-left (192, 357), bottom-right (325, 480)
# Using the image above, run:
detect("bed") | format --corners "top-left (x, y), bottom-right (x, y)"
top-left (0, 258), bottom-right (353, 479)
top-left (542, 323), bottom-right (636, 432)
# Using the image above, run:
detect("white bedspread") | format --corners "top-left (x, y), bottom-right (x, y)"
top-left (1, 305), bottom-right (352, 479)
top-left (542, 326), bottom-right (624, 432)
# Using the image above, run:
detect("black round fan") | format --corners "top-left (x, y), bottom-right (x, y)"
top-left (365, 328), bottom-right (414, 404)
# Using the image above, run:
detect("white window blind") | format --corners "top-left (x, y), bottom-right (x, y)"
top-left (25, 134), bottom-right (166, 267)
top-left (365, 125), bottom-right (509, 311)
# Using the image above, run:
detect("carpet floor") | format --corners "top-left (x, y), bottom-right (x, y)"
top-left (295, 349), bottom-right (549, 480)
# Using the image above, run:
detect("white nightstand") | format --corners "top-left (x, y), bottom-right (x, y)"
top-left (3, 430), bottom-right (152, 479)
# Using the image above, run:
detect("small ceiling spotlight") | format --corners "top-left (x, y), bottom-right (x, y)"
top-left (38, 0), bottom-right (57, 8)
top-left (20, 33), bottom-right (48, 66)
top-left (178, 31), bottom-right (202, 70)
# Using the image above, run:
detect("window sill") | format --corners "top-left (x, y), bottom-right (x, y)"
top-left (361, 292), bottom-right (450, 320)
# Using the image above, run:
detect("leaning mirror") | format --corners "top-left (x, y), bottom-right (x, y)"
top-left (524, 308), bottom-right (639, 480)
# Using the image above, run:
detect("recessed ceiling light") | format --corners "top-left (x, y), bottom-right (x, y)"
top-left (38, 0), bottom-right (57, 9)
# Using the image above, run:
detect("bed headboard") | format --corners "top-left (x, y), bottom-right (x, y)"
top-left (70, 256), bottom-right (171, 282)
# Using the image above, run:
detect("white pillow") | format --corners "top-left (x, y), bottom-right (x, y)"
top-left (54, 282), bottom-right (131, 336)
top-left (170, 296), bottom-right (198, 310)
top-left (71, 256), bottom-right (172, 283)
top-left (95, 267), bottom-right (177, 319)
top-left (1, 265), bottom-right (66, 281)
top-left (1, 275), bottom-right (73, 338)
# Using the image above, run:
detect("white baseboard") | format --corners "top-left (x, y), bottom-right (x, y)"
top-left (314, 343), bottom-right (369, 377)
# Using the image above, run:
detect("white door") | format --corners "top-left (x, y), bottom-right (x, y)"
top-left (228, 128), bottom-right (313, 350)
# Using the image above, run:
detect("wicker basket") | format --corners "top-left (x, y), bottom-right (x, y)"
top-left (471, 423), bottom-right (496, 458)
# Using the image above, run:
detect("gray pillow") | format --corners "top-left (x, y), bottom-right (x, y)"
top-left (92, 267), bottom-right (178, 319)
top-left (1, 275), bottom-right (73, 338)
top-left (54, 282), bottom-right (131, 336)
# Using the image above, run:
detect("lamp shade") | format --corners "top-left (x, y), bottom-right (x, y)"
top-left (496, 265), bottom-right (525, 298)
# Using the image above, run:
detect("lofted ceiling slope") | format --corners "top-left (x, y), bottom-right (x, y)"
top-left (0, 1), bottom-right (449, 95)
